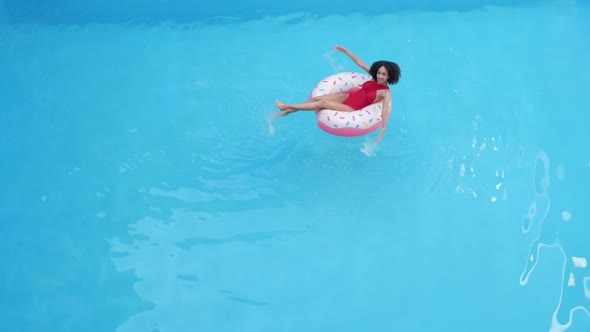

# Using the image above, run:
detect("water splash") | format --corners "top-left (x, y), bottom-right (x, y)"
top-left (267, 113), bottom-right (276, 136)
top-left (323, 51), bottom-right (344, 72)
top-left (360, 138), bottom-right (379, 157)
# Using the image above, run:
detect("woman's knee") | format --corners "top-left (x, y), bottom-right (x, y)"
top-left (317, 100), bottom-right (328, 108)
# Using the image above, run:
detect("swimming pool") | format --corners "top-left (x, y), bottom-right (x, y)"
top-left (1, 0), bottom-right (589, 331)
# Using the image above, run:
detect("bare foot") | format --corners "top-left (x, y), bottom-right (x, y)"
top-left (275, 99), bottom-right (296, 116)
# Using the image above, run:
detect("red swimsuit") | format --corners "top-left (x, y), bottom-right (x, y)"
top-left (343, 80), bottom-right (389, 110)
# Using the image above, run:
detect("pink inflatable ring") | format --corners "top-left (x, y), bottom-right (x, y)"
top-left (312, 72), bottom-right (391, 137)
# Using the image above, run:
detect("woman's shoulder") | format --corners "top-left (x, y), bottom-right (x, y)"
top-left (377, 87), bottom-right (391, 95)
top-left (376, 83), bottom-right (390, 91)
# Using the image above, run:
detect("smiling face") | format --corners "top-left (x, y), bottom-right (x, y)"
top-left (376, 66), bottom-right (390, 85)
top-left (369, 61), bottom-right (401, 85)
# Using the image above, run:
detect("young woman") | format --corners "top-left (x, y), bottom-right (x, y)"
top-left (274, 45), bottom-right (401, 142)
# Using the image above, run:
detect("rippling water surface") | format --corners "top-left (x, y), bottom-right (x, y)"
top-left (0, 2), bottom-right (589, 331)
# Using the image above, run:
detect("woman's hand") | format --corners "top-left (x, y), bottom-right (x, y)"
top-left (334, 45), bottom-right (370, 73)
top-left (333, 45), bottom-right (348, 53)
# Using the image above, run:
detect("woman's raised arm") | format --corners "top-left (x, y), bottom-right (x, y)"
top-left (333, 45), bottom-right (370, 73)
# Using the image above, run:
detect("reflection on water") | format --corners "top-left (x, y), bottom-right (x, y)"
top-left (107, 184), bottom-right (311, 331)
top-left (518, 151), bottom-right (590, 332)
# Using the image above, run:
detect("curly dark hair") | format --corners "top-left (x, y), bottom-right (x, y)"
top-left (369, 61), bottom-right (401, 85)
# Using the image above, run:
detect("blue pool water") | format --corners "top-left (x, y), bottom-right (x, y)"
top-left (1, 1), bottom-right (589, 331)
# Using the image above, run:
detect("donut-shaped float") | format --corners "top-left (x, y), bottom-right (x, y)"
top-left (312, 72), bottom-right (390, 137)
